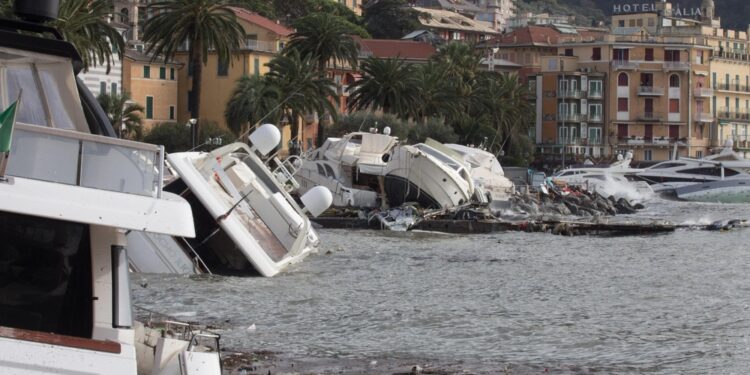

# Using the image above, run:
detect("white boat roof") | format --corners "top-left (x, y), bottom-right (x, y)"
top-left (0, 177), bottom-right (195, 237)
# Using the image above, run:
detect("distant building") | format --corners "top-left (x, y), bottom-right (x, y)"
top-left (122, 49), bottom-right (181, 130)
top-left (506, 12), bottom-right (576, 31)
top-left (412, 7), bottom-right (501, 42)
top-left (412, 0), bottom-right (515, 32)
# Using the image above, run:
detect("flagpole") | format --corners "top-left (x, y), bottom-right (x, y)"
top-left (0, 90), bottom-right (22, 181)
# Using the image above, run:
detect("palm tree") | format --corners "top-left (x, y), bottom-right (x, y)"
top-left (265, 49), bottom-right (338, 147)
top-left (49, 0), bottom-right (124, 74)
top-left (411, 61), bottom-right (458, 122)
top-left (348, 57), bottom-right (419, 118)
top-left (142, 0), bottom-right (245, 122)
top-left (286, 12), bottom-right (360, 75)
top-left (475, 72), bottom-right (532, 155)
top-left (96, 91), bottom-right (145, 140)
top-left (225, 75), bottom-right (282, 135)
top-left (432, 42), bottom-right (482, 98)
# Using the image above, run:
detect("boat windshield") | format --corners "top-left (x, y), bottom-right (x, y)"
top-left (415, 144), bottom-right (464, 171)
top-left (0, 47), bottom-right (88, 132)
top-left (650, 162), bottom-right (686, 169)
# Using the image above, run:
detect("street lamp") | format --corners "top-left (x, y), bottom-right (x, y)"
top-left (187, 118), bottom-right (197, 149)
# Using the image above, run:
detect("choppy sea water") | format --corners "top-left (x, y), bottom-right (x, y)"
top-left (132, 198), bottom-right (750, 374)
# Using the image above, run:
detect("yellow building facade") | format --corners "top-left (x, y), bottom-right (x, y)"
top-left (122, 50), bottom-right (181, 130)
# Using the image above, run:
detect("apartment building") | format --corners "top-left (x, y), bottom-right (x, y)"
top-left (532, 0), bottom-right (750, 163)
top-left (122, 50), bottom-right (181, 130)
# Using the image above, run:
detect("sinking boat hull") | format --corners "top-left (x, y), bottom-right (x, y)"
top-left (383, 174), bottom-right (440, 208)
top-left (675, 179), bottom-right (750, 203)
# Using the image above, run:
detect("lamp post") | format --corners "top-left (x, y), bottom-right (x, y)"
top-left (187, 118), bottom-right (197, 149)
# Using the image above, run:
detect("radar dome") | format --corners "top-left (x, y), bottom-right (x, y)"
top-left (301, 186), bottom-right (333, 218)
top-left (248, 124), bottom-right (281, 156)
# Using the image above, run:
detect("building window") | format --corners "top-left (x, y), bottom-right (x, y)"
top-left (696, 150), bottom-right (703, 158)
top-left (589, 80), bottom-right (602, 94)
top-left (146, 96), bottom-right (153, 119)
top-left (159, 67), bottom-right (166, 79)
top-left (169, 106), bottom-right (175, 120)
top-left (617, 123), bottom-right (628, 138)
top-left (253, 57), bottom-right (260, 76)
top-left (648, 18), bottom-right (655, 27)
top-left (645, 124), bottom-right (653, 139)
top-left (618, 73), bottom-right (628, 86)
top-left (669, 98), bottom-right (679, 113)
top-left (614, 48), bottom-right (629, 61)
top-left (452, 32), bottom-right (461, 40)
top-left (592, 47), bottom-right (601, 61)
top-left (664, 50), bottom-right (680, 62)
top-left (645, 48), bottom-right (654, 61)
top-left (712, 72), bottom-right (717, 89)
top-left (111, 82), bottom-right (117, 94)
top-left (640, 73), bottom-right (653, 87)
top-left (143, 66), bottom-right (150, 78)
top-left (644, 149), bottom-right (652, 161)
top-left (618, 20), bottom-right (625, 27)
top-left (218, 59), bottom-right (229, 76)
top-left (99, 82), bottom-right (106, 95)
top-left (669, 74), bottom-right (680, 87)
top-left (170, 68), bottom-right (175, 80)
top-left (736, 75), bottom-right (740, 91)
top-left (618, 97), bottom-right (628, 111)
top-left (564, 48), bottom-right (573, 56)
top-left (725, 74), bottom-right (730, 90)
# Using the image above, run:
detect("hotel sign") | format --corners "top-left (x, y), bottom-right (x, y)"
top-left (612, 3), bottom-right (703, 17)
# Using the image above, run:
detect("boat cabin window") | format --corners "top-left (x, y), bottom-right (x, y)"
top-left (323, 164), bottom-right (336, 179)
top-left (316, 163), bottom-right (326, 176)
top-left (651, 162), bottom-right (686, 169)
top-left (677, 167), bottom-right (737, 177)
top-left (0, 47), bottom-right (88, 132)
top-left (0, 212), bottom-right (92, 338)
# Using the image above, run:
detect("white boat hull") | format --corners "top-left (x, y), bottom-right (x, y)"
top-left (675, 179), bottom-right (750, 203)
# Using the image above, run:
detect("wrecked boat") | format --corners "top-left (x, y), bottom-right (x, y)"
top-left (128, 124), bottom-right (332, 277)
top-left (443, 142), bottom-right (515, 202)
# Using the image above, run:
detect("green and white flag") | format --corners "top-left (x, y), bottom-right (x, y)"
top-left (0, 99), bottom-right (19, 153)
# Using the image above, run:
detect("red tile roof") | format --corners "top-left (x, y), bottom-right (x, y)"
top-left (230, 7), bottom-right (293, 37)
top-left (495, 25), bottom-right (562, 46)
top-left (357, 38), bottom-right (436, 60)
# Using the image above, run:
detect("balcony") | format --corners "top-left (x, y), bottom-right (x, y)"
top-left (558, 113), bottom-right (585, 122)
top-left (588, 113), bottom-right (603, 122)
top-left (627, 136), bottom-right (646, 145)
top-left (637, 112), bottom-right (663, 121)
top-left (588, 90), bottom-right (603, 99)
top-left (611, 60), bottom-right (638, 70)
top-left (637, 86), bottom-right (665, 96)
top-left (717, 108), bottom-right (750, 121)
top-left (6, 123), bottom-right (164, 198)
top-left (694, 87), bottom-right (713, 97)
top-left (694, 112), bottom-right (714, 123)
top-left (244, 40), bottom-right (277, 53)
top-left (663, 61), bottom-right (690, 71)
top-left (714, 84), bottom-right (750, 92)
top-left (557, 90), bottom-right (582, 99)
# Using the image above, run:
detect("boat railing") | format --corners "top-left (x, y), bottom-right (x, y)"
top-left (270, 155), bottom-right (302, 191)
top-left (7, 123), bottom-right (164, 198)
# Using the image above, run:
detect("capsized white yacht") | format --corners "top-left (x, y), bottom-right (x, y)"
top-left (294, 130), bottom-right (398, 208)
top-left (384, 142), bottom-right (475, 209)
top-left (443, 142), bottom-right (515, 202)
top-left (128, 124), bottom-right (332, 277)
top-left (673, 178), bottom-right (750, 203)
top-left (0, 6), bottom-right (219, 373)
top-left (633, 140), bottom-right (750, 193)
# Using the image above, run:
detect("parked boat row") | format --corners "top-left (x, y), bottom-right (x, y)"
top-left (294, 130), bottom-right (515, 211)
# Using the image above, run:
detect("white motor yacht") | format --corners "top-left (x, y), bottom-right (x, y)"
top-left (552, 152), bottom-right (653, 200)
top-left (633, 140), bottom-right (750, 193)
top-left (384, 142), bottom-right (475, 209)
top-left (443, 143), bottom-right (515, 202)
top-left (294, 131), bottom-right (397, 208)
top-left (0, 7), bottom-right (219, 374)
top-left (128, 125), bottom-right (332, 277)
top-left (674, 178), bottom-right (750, 203)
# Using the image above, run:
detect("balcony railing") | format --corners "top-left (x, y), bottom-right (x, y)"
top-left (663, 61), bottom-right (690, 70)
top-left (588, 113), bottom-right (603, 122)
top-left (637, 112), bottom-right (663, 121)
top-left (558, 113), bottom-right (585, 122)
top-left (637, 86), bottom-right (665, 96)
top-left (618, 136), bottom-right (682, 145)
top-left (557, 90), bottom-right (582, 99)
top-left (715, 84), bottom-right (750, 92)
top-left (6, 123), bottom-right (164, 198)
top-left (588, 90), bottom-right (603, 99)
top-left (694, 87), bottom-right (713, 97)
top-left (694, 112), bottom-right (714, 122)
top-left (244, 40), bottom-right (277, 53)
top-left (717, 108), bottom-right (750, 120)
top-left (611, 60), bottom-right (638, 70)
